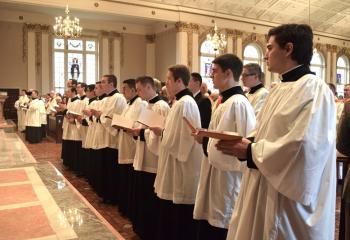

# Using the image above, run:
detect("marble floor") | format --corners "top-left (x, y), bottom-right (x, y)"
top-left (0, 130), bottom-right (126, 240)
top-left (3, 130), bottom-right (341, 239)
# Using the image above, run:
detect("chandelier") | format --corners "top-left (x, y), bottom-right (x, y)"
top-left (206, 22), bottom-right (227, 52)
top-left (53, 4), bottom-right (82, 38)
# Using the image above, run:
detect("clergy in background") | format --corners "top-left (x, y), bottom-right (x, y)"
top-left (152, 65), bottom-right (203, 240)
top-left (241, 63), bottom-right (269, 116)
top-left (25, 90), bottom-right (42, 143)
top-left (188, 72), bottom-right (212, 129)
top-left (117, 79), bottom-right (146, 217)
top-left (193, 54), bottom-right (256, 240)
top-left (216, 24), bottom-right (336, 239)
top-left (129, 76), bottom-right (170, 240)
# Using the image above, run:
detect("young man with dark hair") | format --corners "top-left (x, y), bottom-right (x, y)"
top-left (216, 24), bottom-right (336, 239)
top-left (128, 76), bottom-right (170, 239)
top-left (193, 54), bottom-right (256, 240)
top-left (188, 72), bottom-right (212, 129)
top-left (242, 63), bottom-right (269, 115)
top-left (151, 64), bottom-right (203, 240)
top-left (117, 78), bottom-right (147, 216)
top-left (90, 74), bottom-right (127, 203)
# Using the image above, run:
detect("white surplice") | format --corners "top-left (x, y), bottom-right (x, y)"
top-left (62, 98), bottom-right (82, 141)
top-left (247, 87), bottom-right (269, 116)
top-left (133, 99), bottom-right (170, 173)
top-left (194, 92), bottom-right (256, 229)
top-left (118, 97), bottom-right (147, 164)
top-left (154, 95), bottom-right (203, 204)
top-left (16, 95), bottom-right (29, 131)
top-left (25, 99), bottom-right (41, 127)
top-left (227, 74), bottom-right (336, 240)
top-left (83, 98), bottom-right (99, 149)
top-left (39, 99), bottom-right (47, 125)
top-left (100, 91), bottom-right (127, 149)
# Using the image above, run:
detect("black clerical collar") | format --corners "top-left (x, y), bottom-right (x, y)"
top-left (220, 86), bottom-right (245, 103)
top-left (281, 65), bottom-right (314, 82)
top-left (89, 97), bottom-right (97, 104)
top-left (108, 88), bottom-right (119, 97)
top-left (249, 83), bottom-right (264, 94)
top-left (98, 93), bottom-right (107, 100)
top-left (149, 95), bottom-right (161, 104)
top-left (71, 96), bottom-right (79, 102)
top-left (128, 95), bottom-right (138, 105)
top-left (175, 88), bottom-right (193, 100)
top-left (80, 95), bottom-right (86, 100)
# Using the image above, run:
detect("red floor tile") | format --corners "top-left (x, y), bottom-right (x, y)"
top-left (0, 169), bottom-right (28, 184)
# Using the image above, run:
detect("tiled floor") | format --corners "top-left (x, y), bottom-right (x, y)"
top-left (20, 132), bottom-right (140, 240)
top-left (20, 132), bottom-right (341, 240)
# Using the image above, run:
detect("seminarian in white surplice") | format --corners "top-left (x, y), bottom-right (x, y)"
top-left (152, 65), bottom-right (203, 240)
top-left (25, 90), bottom-right (42, 144)
top-left (216, 24), bottom-right (336, 240)
top-left (15, 89), bottom-right (29, 132)
top-left (128, 76), bottom-right (170, 240)
top-left (193, 54), bottom-right (256, 240)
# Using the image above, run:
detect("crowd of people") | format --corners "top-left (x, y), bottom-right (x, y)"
top-left (15, 23), bottom-right (350, 240)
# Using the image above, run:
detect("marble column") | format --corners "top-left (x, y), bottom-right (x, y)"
top-left (190, 24), bottom-right (199, 73)
top-left (235, 30), bottom-right (243, 60)
top-left (326, 44), bottom-right (332, 83)
top-left (27, 31), bottom-right (36, 90)
top-left (41, 32), bottom-right (50, 94)
top-left (146, 34), bottom-right (156, 77)
top-left (175, 22), bottom-right (188, 65)
top-left (226, 29), bottom-right (234, 54)
top-left (331, 45), bottom-right (338, 85)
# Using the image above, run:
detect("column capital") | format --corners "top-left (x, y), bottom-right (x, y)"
top-left (235, 30), bottom-right (243, 37)
top-left (226, 29), bottom-right (235, 37)
top-left (145, 34), bottom-right (156, 43)
top-left (100, 30), bottom-right (121, 38)
top-left (24, 23), bottom-right (50, 33)
top-left (175, 22), bottom-right (199, 33)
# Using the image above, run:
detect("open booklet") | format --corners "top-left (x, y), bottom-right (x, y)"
top-left (183, 116), bottom-right (242, 141)
top-left (111, 114), bottom-right (134, 131)
top-left (136, 108), bottom-right (165, 128)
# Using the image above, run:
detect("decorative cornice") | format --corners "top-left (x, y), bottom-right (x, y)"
top-left (145, 34), bottom-right (156, 43)
top-left (226, 29), bottom-right (235, 37)
top-left (100, 30), bottom-right (121, 38)
top-left (175, 22), bottom-right (198, 33)
top-left (24, 23), bottom-right (50, 33)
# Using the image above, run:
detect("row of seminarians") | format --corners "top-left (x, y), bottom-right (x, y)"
top-left (59, 24), bottom-right (337, 240)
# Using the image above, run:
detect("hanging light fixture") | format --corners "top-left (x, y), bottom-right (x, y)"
top-left (53, 1), bottom-right (82, 38)
top-left (206, 0), bottom-right (227, 52)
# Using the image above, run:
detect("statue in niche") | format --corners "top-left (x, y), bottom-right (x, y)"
top-left (70, 58), bottom-right (80, 79)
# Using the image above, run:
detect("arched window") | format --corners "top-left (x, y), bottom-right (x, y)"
top-left (200, 40), bottom-right (222, 91)
top-left (336, 55), bottom-right (350, 98)
top-left (310, 52), bottom-right (325, 81)
top-left (243, 43), bottom-right (264, 67)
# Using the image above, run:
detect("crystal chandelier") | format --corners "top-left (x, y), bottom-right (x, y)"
top-left (53, 4), bottom-right (82, 38)
top-left (206, 22), bottom-right (227, 52)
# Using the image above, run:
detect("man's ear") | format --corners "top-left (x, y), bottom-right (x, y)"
top-left (285, 42), bottom-right (294, 57)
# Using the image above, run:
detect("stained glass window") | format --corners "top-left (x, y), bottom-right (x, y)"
top-left (336, 55), bottom-right (349, 98)
top-left (53, 38), bottom-right (98, 94)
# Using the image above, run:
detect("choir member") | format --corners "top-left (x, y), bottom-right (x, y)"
top-left (91, 75), bottom-right (127, 202)
top-left (242, 63), bottom-right (269, 115)
top-left (15, 89), bottom-right (29, 132)
top-left (216, 24), bottom-right (336, 240)
top-left (152, 65), bottom-right (203, 240)
top-left (128, 76), bottom-right (170, 239)
top-left (117, 78), bottom-right (147, 216)
top-left (193, 54), bottom-right (256, 240)
top-left (61, 87), bottom-right (82, 169)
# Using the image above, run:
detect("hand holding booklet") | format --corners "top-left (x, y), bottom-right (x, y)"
top-left (137, 108), bottom-right (165, 128)
top-left (183, 116), bottom-right (242, 141)
top-left (111, 114), bottom-right (134, 131)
